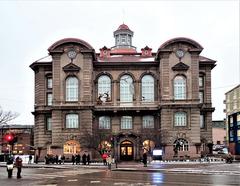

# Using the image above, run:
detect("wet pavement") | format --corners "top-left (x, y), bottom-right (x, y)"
top-left (1, 166), bottom-right (239, 186)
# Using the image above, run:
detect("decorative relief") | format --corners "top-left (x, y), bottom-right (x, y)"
top-left (172, 62), bottom-right (189, 71)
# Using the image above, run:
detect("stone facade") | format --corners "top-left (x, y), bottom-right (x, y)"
top-left (30, 24), bottom-right (216, 161)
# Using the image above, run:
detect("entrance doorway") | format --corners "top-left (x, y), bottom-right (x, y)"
top-left (120, 140), bottom-right (133, 161)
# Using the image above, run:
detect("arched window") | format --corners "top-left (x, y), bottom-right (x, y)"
top-left (174, 76), bottom-right (186, 99)
top-left (173, 138), bottom-right (189, 151)
top-left (66, 114), bottom-right (79, 128)
top-left (99, 116), bottom-right (111, 129)
top-left (66, 77), bottom-right (78, 101)
top-left (174, 112), bottom-right (187, 126)
top-left (143, 140), bottom-right (155, 153)
top-left (142, 75), bottom-right (154, 102)
top-left (142, 115), bottom-right (154, 128)
top-left (63, 140), bottom-right (81, 154)
top-left (98, 75), bottom-right (111, 102)
top-left (120, 75), bottom-right (134, 102)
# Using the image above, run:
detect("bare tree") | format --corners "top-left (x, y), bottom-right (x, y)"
top-left (80, 129), bottom-right (112, 156)
top-left (0, 106), bottom-right (19, 126)
top-left (141, 128), bottom-right (170, 153)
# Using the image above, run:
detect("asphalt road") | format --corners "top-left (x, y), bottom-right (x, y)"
top-left (0, 167), bottom-right (240, 186)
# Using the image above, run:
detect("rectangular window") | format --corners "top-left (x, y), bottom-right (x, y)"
top-left (46, 116), bottom-right (52, 131)
top-left (199, 91), bottom-right (204, 103)
top-left (99, 116), bottom-right (111, 129)
top-left (229, 130), bottom-right (234, 142)
top-left (200, 114), bottom-right (205, 129)
top-left (121, 116), bottom-right (132, 129)
top-left (237, 130), bottom-right (240, 141)
top-left (47, 93), bottom-right (52, 106)
top-left (66, 114), bottom-right (79, 128)
top-left (174, 112), bottom-right (187, 126)
top-left (143, 116), bottom-right (154, 128)
top-left (199, 76), bottom-right (204, 87)
top-left (47, 77), bottom-right (52, 89)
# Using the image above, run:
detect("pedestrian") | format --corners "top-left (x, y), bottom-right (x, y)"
top-left (58, 155), bottom-right (62, 164)
top-left (55, 155), bottom-right (58, 164)
top-left (82, 153), bottom-right (87, 165)
top-left (28, 155), bottom-right (32, 164)
top-left (61, 155), bottom-right (65, 164)
top-left (76, 154), bottom-right (81, 165)
top-left (15, 156), bottom-right (23, 179)
top-left (106, 154), bottom-right (112, 170)
top-left (6, 156), bottom-right (14, 178)
top-left (102, 153), bottom-right (108, 166)
top-left (143, 152), bottom-right (147, 167)
top-left (72, 154), bottom-right (75, 165)
top-left (35, 155), bottom-right (39, 164)
top-left (87, 153), bottom-right (90, 165)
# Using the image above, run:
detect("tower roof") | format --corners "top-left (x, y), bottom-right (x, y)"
top-left (117, 23), bottom-right (131, 31)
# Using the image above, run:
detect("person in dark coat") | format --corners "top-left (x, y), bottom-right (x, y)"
top-left (6, 156), bottom-right (14, 178)
top-left (143, 152), bottom-right (147, 167)
top-left (61, 155), bottom-right (65, 164)
top-left (15, 156), bottom-right (23, 179)
top-left (28, 155), bottom-right (32, 164)
top-left (55, 155), bottom-right (58, 164)
top-left (76, 154), bottom-right (81, 165)
top-left (87, 153), bottom-right (90, 165)
top-left (35, 155), bottom-right (39, 164)
top-left (82, 153), bottom-right (87, 165)
top-left (72, 155), bottom-right (75, 165)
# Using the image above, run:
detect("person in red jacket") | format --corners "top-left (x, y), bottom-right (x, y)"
top-left (15, 156), bottom-right (23, 179)
top-left (102, 153), bottom-right (108, 165)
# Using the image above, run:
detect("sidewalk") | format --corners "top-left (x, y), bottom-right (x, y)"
top-left (0, 160), bottom-right (239, 175)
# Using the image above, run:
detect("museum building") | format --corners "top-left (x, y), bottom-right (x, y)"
top-left (30, 24), bottom-right (216, 161)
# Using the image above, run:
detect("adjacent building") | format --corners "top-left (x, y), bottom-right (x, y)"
top-left (212, 120), bottom-right (226, 146)
top-left (224, 84), bottom-right (240, 155)
top-left (30, 24), bottom-right (216, 160)
top-left (0, 125), bottom-right (34, 155)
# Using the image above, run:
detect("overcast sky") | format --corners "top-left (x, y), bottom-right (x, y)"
top-left (0, 0), bottom-right (239, 125)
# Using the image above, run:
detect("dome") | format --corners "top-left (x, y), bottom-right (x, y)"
top-left (117, 23), bottom-right (131, 31)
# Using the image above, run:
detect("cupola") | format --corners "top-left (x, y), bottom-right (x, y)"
top-left (112, 23), bottom-right (136, 52)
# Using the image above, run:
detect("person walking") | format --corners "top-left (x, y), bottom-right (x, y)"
top-left (72, 154), bottom-right (75, 165)
top-left (28, 155), bottom-right (32, 164)
top-left (102, 153), bottom-right (108, 166)
top-left (76, 154), bottom-right (81, 165)
top-left (35, 155), bottom-right (39, 164)
top-left (6, 156), bottom-right (14, 178)
top-left (87, 153), bottom-right (90, 165)
top-left (61, 155), bottom-right (65, 164)
top-left (15, 156), bottom-right (23, 179)
top-left (143, 152), bottom-right (147, 167)
top-left (106, 154), bottom-right (112, 170)
top-left (82, 153), bottom-right (87, 165)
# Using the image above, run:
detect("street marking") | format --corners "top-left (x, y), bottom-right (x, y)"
top-left (67, 179), bottom-right (78, 182)
top-left (90, 180), bottom-right (101, 183)
top-left (114, 183), bottom-right (128, 185)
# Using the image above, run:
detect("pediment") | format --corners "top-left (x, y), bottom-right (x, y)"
top-left (172, 62), bottom-right (189, 71)
top-left (63, 63), bottom-right (80, 72)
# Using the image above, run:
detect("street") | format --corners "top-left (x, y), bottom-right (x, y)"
top-left (0, 165), bottom-right (240, 186)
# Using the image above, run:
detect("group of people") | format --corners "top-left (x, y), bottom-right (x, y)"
top-left (71, 153), bottom-right (90, 165)
top-left (6, 156), bottom-right (23, 179)
top-left (44, 154), bottom-right (66, 164)
top-left (102, 153), bottom-right (115, 170)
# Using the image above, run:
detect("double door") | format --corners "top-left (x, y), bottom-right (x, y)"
top-left (120, 140), bottom-right (133, 161)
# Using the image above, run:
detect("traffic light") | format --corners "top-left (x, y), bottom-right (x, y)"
top-left (4, 134), bottom-right (14, 143)
top-left (4, 133), bottom-right (17, 145)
